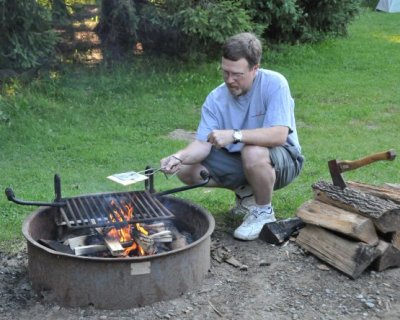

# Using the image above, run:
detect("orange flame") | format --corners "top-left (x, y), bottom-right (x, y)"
top-left (107, 199), bottom-right (148, 256)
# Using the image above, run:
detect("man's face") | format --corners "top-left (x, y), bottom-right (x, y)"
top-left (221, 57), bottom-right (258, 97)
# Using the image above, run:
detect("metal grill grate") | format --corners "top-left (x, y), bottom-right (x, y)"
top-left (57, 191), bottom-right (174, 229)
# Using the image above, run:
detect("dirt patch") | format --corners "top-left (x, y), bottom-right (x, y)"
top-left (167, 129), bottom-right (196, 142)
top-left (1, 222), bottom-right (400, 320)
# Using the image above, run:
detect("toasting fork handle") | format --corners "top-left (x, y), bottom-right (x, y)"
top-left (338, 149), bottom-right (396, 172)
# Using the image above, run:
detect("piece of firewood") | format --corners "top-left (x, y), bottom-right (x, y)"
top-left (347, 181), bottom-right (400, 204)
top-left (65, 235), bottom-right (90, 250)
top-left (39, 239), bottom-right (74, 254)
top-left (258, 217), bottom-right (305, 244)
top-left (312, 181), bottom-right (400, 233)
top-left (385, 183), bottom-right (400, 190)
top-left (296, 200), bottom-right (379, 245)
top-left (296, 224), bottom-right (381, 279)
top-left (392, 232), bottom-right (400, 250)
top-left (103, 236), bottom-right (125, 256)
top-left (371, 240), bottom-right (400, 272)
top-left (92, 221), bottom-right (125, 257)
top-left (74, 244), bottom-right (107, 256)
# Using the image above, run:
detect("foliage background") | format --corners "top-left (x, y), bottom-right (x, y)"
top-left (1, 0), bottom-right (362, 70)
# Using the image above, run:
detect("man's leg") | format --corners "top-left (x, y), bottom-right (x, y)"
top-left (241, 145), bottom-right (275, 205)
top-left (176, 163), bottom-right (220, 187)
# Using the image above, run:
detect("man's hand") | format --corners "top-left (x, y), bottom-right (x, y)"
top-left (207, 130), bottom-right (234, 148)
top-left (160, 155), bottom-right (182, 174)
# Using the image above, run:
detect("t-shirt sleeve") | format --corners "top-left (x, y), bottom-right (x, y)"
top-left (263, 80), bottom-right (295, 134)
top-left (196, 94), bottom-right (220, 141)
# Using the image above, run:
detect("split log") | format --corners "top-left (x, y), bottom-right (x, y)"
top-left (385, 183), bottom-right (400, 190)
top-left (392, 232), bottom-right (400, 250)
top-left (371, 241), bottom-right (400, 272)
top-left (296, 200), bottom-right (379, 245)
top-left (347, 181), bottom-right (400, 204)
top-left (258, 217), bottom-right (305, 244)
top-left (312, 181), bottom-right (400, 233)
top-left (103, 237), bottom-right (125, 256)
top-left (296, 224), bottom-right (381, 279)
top-left (65, 235), bottom-right (91, 250)
top-left (93, 225), bottom-right (125, 257)
top-left (74, 244), bottom-right (107, 256)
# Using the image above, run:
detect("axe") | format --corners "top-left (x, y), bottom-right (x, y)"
top-left (328, 149), bottom-right (396, 189)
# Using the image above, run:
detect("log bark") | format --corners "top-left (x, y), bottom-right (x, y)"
top-left (258, 217), bottom-right (305, 244)
top-left (347, 181), bottom-right (400, 204)
top-left (312, 181), bottom-right (400, 233)
top-left (371, 241), bottom-right (400, 272)
top-left (296, 225), bottom-right (381, 279)
top-left (296, 200), bottom-right (379, 245)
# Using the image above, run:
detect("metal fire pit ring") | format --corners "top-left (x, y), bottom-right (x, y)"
top-left (22, 195), bottom-right (215, 309)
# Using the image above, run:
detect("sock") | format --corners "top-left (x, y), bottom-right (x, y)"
top-left (255, 203), bottom-right (272, 214)
top-left (256, 203), bottom-right (271, 209)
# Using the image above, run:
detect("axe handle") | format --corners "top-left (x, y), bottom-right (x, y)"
top-left (339, 149), bottom-right (396, 172)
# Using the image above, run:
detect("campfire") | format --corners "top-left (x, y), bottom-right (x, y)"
top-left (6, 170), bottom-right (210, 258)
top-left (10, 170), bottom-right (215, 309)
top-left (60, 198), bottom-right (189, 258)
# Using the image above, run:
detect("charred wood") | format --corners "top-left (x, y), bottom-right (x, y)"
top-left (259, 217), bottom-right (305, 244)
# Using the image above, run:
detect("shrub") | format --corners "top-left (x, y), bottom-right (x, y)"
top-left (297, 0), bottom-right (361, 42)
top-left (0, 0), bottom-right (57, 70)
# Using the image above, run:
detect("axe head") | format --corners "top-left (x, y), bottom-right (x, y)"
top-left (328, 159), bottom-right (347, 189)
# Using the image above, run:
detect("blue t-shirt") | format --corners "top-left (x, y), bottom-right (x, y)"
top-left (196, 69), bottom-right (301, 153)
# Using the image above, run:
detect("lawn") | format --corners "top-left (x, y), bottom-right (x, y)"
top-left (0, 8), bottom-right (399, 250)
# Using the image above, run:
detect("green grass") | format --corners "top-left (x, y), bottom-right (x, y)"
top-left (1, 9), bottom-right (399, 250)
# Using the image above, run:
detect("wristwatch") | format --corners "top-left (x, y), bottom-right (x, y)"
top-left (232, 129), bottom-right (242, 144)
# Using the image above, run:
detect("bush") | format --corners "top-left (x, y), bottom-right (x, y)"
top-left (244, 0), bottom-right (361, 44)
top-left (96, 0), bottom-right (255, 59)
top-left (297, 0), bottom-right (361, 42)
top-left (0, 0), bottom-right (57, 70)
top-left (96, 0), bottom-right (362, 59)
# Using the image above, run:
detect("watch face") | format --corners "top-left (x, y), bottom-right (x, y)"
top-left (233, 130), bottom-right (242, 143)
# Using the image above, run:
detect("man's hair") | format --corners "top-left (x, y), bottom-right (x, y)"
top-left (222, 32), bottom-right (262, 68)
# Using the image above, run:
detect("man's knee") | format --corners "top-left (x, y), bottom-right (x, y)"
top-left (177, 164), bottom-right (209, 185)
top-left (241, 145), bottom-right (272, 169)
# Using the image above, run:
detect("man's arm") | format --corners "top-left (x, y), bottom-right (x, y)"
top-left (207, 126), bottom-right (289, 149)
top-left (160, 140), bottom-right (212, 173)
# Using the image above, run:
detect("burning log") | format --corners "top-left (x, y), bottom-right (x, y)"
top-left (131, 229), bottom-right (157, 255)
top-left (103, 236), bottom-right (125, 256)
top-left (148, 230), bottom-right (173, 242)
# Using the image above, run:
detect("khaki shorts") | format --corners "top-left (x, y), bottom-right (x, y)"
top-left (201, 145), bottom-right (304, 190)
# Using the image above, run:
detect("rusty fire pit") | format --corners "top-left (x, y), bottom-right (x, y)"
top-left (22, 195), bottom-right (214, 309)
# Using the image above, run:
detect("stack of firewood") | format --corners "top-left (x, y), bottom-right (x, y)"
top-left (295, 180), bottom-right (400, 279)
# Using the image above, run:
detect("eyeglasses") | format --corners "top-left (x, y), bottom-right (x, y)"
top-left (221, 70), bottom-right (246, 81)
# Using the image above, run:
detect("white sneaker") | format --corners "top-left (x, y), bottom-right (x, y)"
top-left (233, 206), bottom-right (276, 241)
top-left (231, 185), bottom-right (255, 217)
